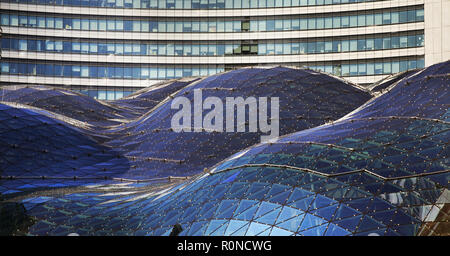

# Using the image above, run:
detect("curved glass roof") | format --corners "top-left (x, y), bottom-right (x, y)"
top-left (103, 67), bottom-right (372, 178)
top-left (0, 62), bottom-right (448, 236)
top-left (0, 68), bottom-right (371, 186)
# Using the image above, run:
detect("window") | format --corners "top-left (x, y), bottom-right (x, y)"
top-left (1, 14), bottom-right (9, 25)
top-left (383, 62), bottom-right (391, 74)
top-left (382, 12), bottom-right (391, 24)
top-left (19, 40), bottom-right (27, 51)
top-left (358, 15), bottom-right (365, 26)
top-left (374, 13), bottom-right (382, 25)
top-left (349, 16), bottom-right (357, 27)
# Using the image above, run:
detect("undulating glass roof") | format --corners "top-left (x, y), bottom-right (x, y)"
top-left (0, 62), bottom-right (448, 236)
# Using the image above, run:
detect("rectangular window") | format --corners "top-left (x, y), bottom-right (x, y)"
top-left (292, 19), bottom-right (300, 30)
top-left (399, 11), bottom-right (408, 23)
top-left (349, 64), bottom-right (357, 76)
top-left (1, 14), bottom-right (9, 26)
top-left (29, 16), bottom-right (37, 27)
top-left (314, 41), bottom-right (324, 53)
top-left (382, 12), bottom-right (391, 24)
top-left (133, 21), bottom-right (141, 31)
top-left (391, 12), bottom-right (399, 23)
top-left (391, 36), bottom-right (400, 48)
top-left (392, 61), bottom-right (400, 73)
top-left (383, 62), bottom-right (391, 74)
top-left (55, 41), bottom-right (63, 52)
top-left (141, 21), bottom-right (149, 32)
top-left (89, 43), bottom-right (98, 53)
top-left (374, 63), bottom-right (383, 74)
top-left (116, 20), bottom-right (124, 30)
top-left (367, 63), bottom-right (374, 75)
top-left (366, 14), bottom-right (374, 26)
top-left (332, 17), bottom-right (340, 28)
top-left (399, 36), bottom-right (408, 47)
top-left (357, 39), bottom-right (365, 51)
top-left (324, 41), bottom-right (332, 53)
top-left (374, 13), bottom-right (382, 25)
top-left (341, 16), bottom-right (349, 27)
top-left (349, 16), bottom-right (357, 27)
top-left (275, 20), bottom-right (283, 31)
top-left (307, 18), bottom-right (316, 29)
top-left (366, 39), bottom-right (374, 50)
top-left (407, 35), bottom-right (416, 47)
top-left (358, 63), bottom-right (366, 75)
top-left (383, 38), bottom-right (391, 49)
top-left (1, 62), bottom-right (9, 73)
top-left (167, 21), bottom-right (175, 32)
top-left (73, 19), bottom-right (81, 30)
top-left (316, 17), bottom-right (324, 29)
top-left (417, 34), bottom-right (424, 47)
top-left (283, 19), bottom-right (291, 31)
top-left (81, 19), bottom-right (89, 30)
top-left (342, 64), bottom-right (349, 76)
top-left (416, 9), bottom-right (424, 22)
top-left (358, 15), bottom-right (365, 26)
top-left (374, 38), bottom-right (383, 50)
top-left (37, 17), bottom-right (45, 28)
top-left (407, 10), bottom-right (415, 22)
top-left (341, 40), bottom-right (349, 52)
top-left (99, 20), bottom-right (106, 30)
top-left (10, 15), bottom-right (19, 26)
top-left (19, 16), bottom-right (27, 27)
top-left (349, 40), bottom-right (357, 51)
top-left (81, 66), bottom-right (89, 77)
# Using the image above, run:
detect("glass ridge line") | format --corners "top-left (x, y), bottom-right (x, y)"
top-left (209, 164), bottom-right (450, 181)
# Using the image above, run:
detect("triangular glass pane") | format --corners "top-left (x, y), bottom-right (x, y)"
top-left (311, 204), bottom-right (339, 221)
top-left (254, 201), bottom-right (281, 219)
top-left (356, 215), bottom-right (385, 233)
top-left (298, 213), bottom-right (326, 231)
top-left (246, 222), bottom-right (271, 236)
top-left (209, 220), bottom-right (229, 236)
top-left (288, 195), bottom-right (314, 211)
top-left (392, 223), bottom-right (420, 236)
top-left (230, 222), bottom-right (250, 236)
top-left (215, 200), bottom-right (239, 219)
top-left (189, 221), bottom-right (208, 236)
top-left (225, 220), bottom-right (249, 236)
top-left (333, 203), bottom-right (360, 221)
top-left (205, 220), bottom-right (228, 235)
top-left (334, 215), bottom-right (362, 232)
top-left (234, 204), bottom-right (259, 221)
top-left (277, 214), bottom-right (304, 232)
top-left (286, 187), bottom-right (313, 204)
top-left (267, 190), bottom-right (292, 204)
top-left (324, 223), bottom-right (351, 236)
top-left (267, 184), bottom-right (290, 197)
top-left (270, 227), bottom-right (294, 236)
top-left (233, 200), bottom-right (259, 217)
top-left (310, 194), bottom-right (336, 210)
top-left (276, 206), bottom-right (303, 224)
top-left (254, 207), bottom-right (282, 225)
top-left (299, 223), bottom-right (328, 236)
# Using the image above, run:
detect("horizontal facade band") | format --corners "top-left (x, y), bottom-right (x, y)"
top-left (1, 22), bottom-right (425, 40)
top-left (0, 75), bottom-right (164, 87)
top-left (2, 47), bottom-right (425, 64)
top-left (0, 0), bottom-right (424, 18)
top-left (0, 74), bottom-right (388, 87)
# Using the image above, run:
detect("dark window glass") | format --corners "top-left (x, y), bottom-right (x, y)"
top-left (2, 38), bottom-right (10, 49)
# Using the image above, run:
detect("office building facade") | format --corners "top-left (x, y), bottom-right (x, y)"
top-left (0, 0), bottom-right (449, 99)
